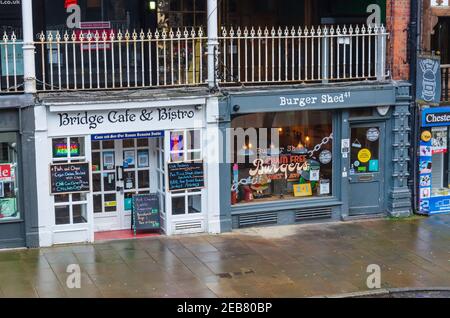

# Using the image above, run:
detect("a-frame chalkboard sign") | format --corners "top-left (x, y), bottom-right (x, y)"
top-left (132, 194), bottom-right (161, 235)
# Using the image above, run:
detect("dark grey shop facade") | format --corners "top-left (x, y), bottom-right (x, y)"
top-left (217, 82), bottom-right (413, 230)
top-left (0, 95), bottom-right (39, 248)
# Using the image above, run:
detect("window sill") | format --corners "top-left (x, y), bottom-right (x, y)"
top-left (231, 196), bottom-right (342, 215)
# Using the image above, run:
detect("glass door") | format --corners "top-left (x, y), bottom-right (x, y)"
top-left (121, 138), bottom-right (153, 229)
top-left (92, 140), bottom-right (121, 231)
top-left (92, 138), bottom-right (153, 232)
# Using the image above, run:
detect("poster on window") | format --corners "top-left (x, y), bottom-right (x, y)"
top-left (432, 127), bottom-right (448, 154)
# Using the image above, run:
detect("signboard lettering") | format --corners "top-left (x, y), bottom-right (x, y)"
top-left (132, 194), bottom-right (161, 232)
top-left (168, 162), bottom-right (205, 191)
top-left (50, 163), bottom-right (90, 194)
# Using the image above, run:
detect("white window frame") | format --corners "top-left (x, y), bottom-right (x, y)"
top-left (51, 136), bottom-right (89, 226)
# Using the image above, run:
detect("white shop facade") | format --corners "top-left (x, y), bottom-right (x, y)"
top-left (34, 96), bottom-right (221, 247)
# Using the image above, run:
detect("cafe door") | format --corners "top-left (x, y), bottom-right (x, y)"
top-left (92, 138), bottom-right (159, 232)
top-left (348, 123), bottom-right (385, 216)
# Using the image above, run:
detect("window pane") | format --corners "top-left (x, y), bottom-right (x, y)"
top-left (124, 171), bottom-right (136, 190)
top-left (187, 130), bottom-right (201, 151)
top-left (72, 193), bottom-right (87, 202)
top-left (104, 194), bottom-right (117, 212)
top-left (137, 138), bottom-right (149, 147)
top-left (92, 141), bottom-right (100, 150)
top-left (188, 151), bottom-right (201, 161)
top-left (102, 141), bottom-right (115, 149)
top-left (93, 194), bottom-right (102, 213)
top-left (123, 139), bottom-right (135, 148)
top-left (123, 150), bottom-right (136, 169)
top-left (350, 127), bottom-right (380, 174)
top-left (69, 137), bottom-right (84, 158)
top-left (73, 204), bottom-right (88, 224)
top-left (0, 133), bottom-right (20, 222)
top-left (55, 205), bottom-right (70, 225)
top-left (171, 152), bottom-right (184, 162)
top-left (230, 111), bottom-right (333, 205)
top-left (93, 174), bottom-right (102, 192)
top-left (188, 195), bottom-right (202, 214)
top-left (172, 196), bottom-right (185, 215)
top-left (55, 194), bottom-right (69, 203)
top-left (103, 173), bottom-right (116, 192)
top-left (102, 151), bottom-right (115, 171)
top-left (170, 132), bottom-right (184, 152)
top-left (138, 170), bottom-right (150, 189)
top-left (52, 138), bottom-right (68, 158)
top-left (92, 152), bottom-right (101, 172)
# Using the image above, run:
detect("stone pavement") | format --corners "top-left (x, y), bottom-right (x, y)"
top-left (0, 215), bottom-right (449, 298)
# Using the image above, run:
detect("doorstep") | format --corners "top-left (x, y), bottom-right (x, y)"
top-left (94, 230), bottom-right (161, 242)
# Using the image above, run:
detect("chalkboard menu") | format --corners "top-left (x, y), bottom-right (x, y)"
top-left (132, 194), bottom-right (161, 232)
top-left (168, 161), bottom-right (205, 191)
top-left (50, 163), bottom-right (90, 195)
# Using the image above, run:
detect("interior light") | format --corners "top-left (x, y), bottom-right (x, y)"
top-left (149, 1), bottom-right (156, 10)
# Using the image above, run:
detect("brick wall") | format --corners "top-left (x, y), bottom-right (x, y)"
top-left (386, 0), bottom-right (411, 81)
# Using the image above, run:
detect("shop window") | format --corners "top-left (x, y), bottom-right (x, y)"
top-left (0, 133), bottom-right (20, 222)
top-left (230, 111), bottom-right (333, 205)
top-left (169, 129), bottom-right (203, 216)
top-left (51, 137), bottom-right (88, 225)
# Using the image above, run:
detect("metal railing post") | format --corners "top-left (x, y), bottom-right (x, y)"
top-left (376, 25), bottom-right (387, 81)
top-left (321, 27), bottom-right (329, 84)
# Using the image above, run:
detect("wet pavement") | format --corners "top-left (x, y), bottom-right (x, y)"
top-left (0, 215), bottom-right (449, 298)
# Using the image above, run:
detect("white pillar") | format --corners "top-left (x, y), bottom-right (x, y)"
top-left (207, 0), bottom-right (219, 90)
top-left (21, 0), bottom-right (36, 93)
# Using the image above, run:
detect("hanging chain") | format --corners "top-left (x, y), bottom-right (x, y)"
top-left (308, 133), bottom-right (334, 157)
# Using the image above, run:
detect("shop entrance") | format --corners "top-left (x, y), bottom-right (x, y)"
top-left (348, 123), bottom-right (385, 216)
top-left (91, 137), bottom-right (165, 232)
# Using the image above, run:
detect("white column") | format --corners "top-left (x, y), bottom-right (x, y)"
top-left (207, 0), bottom-right (219, 90)
top-left (21, 0), bottom-right (36, 93)
top-left (205, 97), bottom-right (222, 233)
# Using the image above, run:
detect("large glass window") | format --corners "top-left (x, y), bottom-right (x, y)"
top-left (0, 133), bottom-right (20, 222)
top-left (51, 137), bottom-right (88, 225)
top-left (231, 111), bottom-right (333, 205)
top-left (169, 129), bottom-right (203, 216)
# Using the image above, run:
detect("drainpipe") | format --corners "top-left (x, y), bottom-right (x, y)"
top-left (22, 0), bottom-right (36, 93)
top-left (207, 0), bottom-right (219, 91)
top-left (409, 0), bottom-right (421, 213)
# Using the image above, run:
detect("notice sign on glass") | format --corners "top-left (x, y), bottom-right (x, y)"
top-left (132, 194), bottom-right (161, 232)
top-left (50, 162), bottom-right (90, 195)
top-left (168, 161), bottom-right (205, 191)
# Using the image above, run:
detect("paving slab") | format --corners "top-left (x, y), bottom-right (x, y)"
top-left (0, 215), bottom-right (449, 298)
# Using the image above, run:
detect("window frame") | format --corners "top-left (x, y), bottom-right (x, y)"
top-left (51, 136), bottom-right (89, 226)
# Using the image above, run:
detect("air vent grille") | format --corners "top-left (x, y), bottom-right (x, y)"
top-left (174, 221), bottom-right (203, 232)
top-left (295, 207), bottom-right (332, 222)
top-left (238, 212), bottom-right (278, 228)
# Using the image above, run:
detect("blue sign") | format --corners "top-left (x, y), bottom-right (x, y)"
top-left (422, 196), bottom-right (450, 215)
top-left (422, 107), bottom-right (450, 128)
top-left (416, 55), bottom-right (441, 104)
top-left (91, 130), bottom-right (164, 141)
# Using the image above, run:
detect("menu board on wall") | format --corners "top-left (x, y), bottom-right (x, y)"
top-left (50, 162), bottom-right (90, 195)
top-left (132, 194), bottom-right (161, 232)
top-left (168, 162), bottom-right (205, 191)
